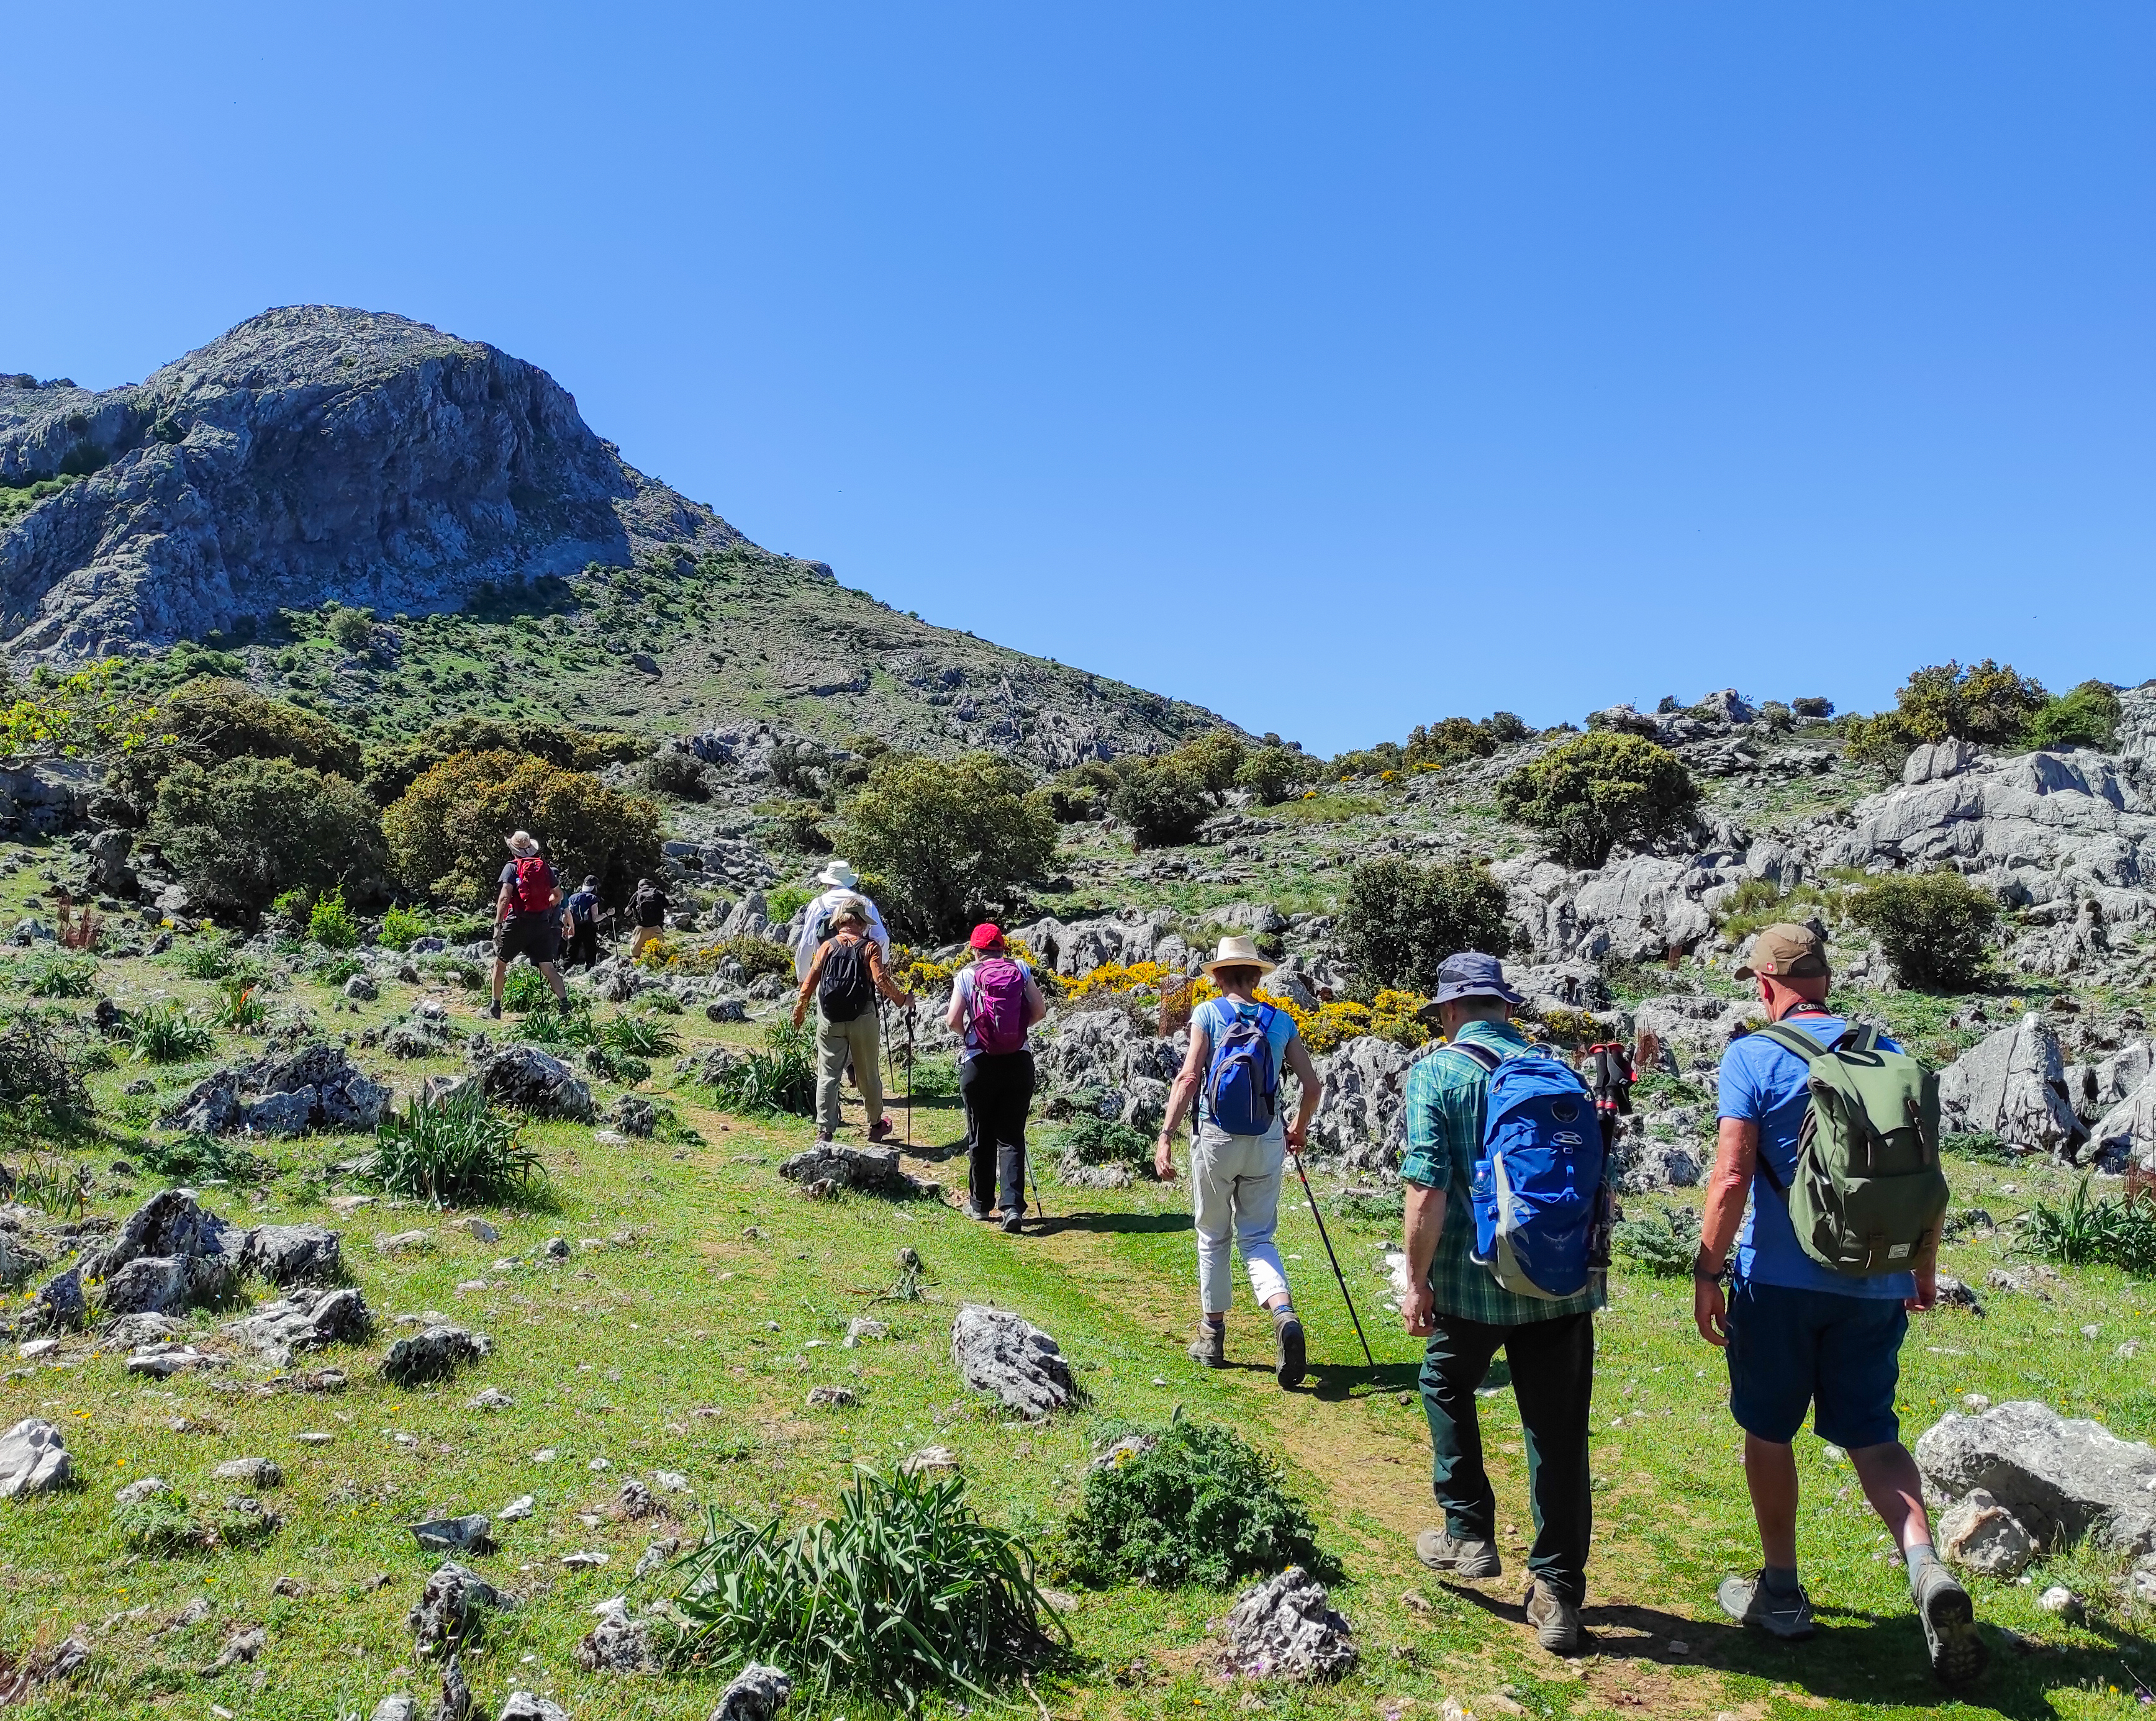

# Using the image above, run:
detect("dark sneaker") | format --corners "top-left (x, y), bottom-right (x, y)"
top-left (1273, 1313), bottom-right (1306, 1389)
top-left (960, 1198), bottom-right (992, 1221)
top-left (1415, 1528), bottom-right (1500, 1579)
top-left (1187, 1320), bottom-right (1226, 1368)
top-left (1717, 1572), bottom-right (1816, 1640)
top-left (868, 1118), bottom-right (894, 1143)
top-left (1524, 1578), bottom-right (1584, 1655)
top-left (999, 1211), bottom-right (1025, 1235)
top-left (1913, 1560), bottom-right (1986, 1687)
top-left (487, 1001), bottom-right (502, 1020)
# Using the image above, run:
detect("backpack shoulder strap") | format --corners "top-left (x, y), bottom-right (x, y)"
top-left (1754, 1021), bottom-right (1831, 1062)
top-left (1445, 1041), bottom-right (1503, 1075)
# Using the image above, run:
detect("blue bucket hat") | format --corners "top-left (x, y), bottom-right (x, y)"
top-left (1426, 951), bottom-right (1524, 1010)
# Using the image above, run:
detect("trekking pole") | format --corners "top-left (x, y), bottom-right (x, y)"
top-left (905, 1003), bottom-right (915, 1150)
top-left (1290, 1147), bottom-right (1375, 1368)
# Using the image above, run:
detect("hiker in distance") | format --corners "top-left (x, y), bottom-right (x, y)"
top-left (628, 875), bottom-right (670, 959)
top-left (1155, 936), bottom-right (1324, 1389)
top-left (1400, 952), bottom-right (1606, 1657)
top-left (946, 923), bottom-right (1050, 1234)
top-left (1694, 924), bottom-right (1983, 1687)
top-left (489, 831), bottom-right (570, 1019)
top-left (562, 874), bottom-right (602, 972)
top-left (793, 895), bottom-right (915, 1145)
top-left (794, 859), bottom-right (891, 979)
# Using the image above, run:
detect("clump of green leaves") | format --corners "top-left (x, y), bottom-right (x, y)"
top-left (839, 751), bottom-right (1058, 937)
top-left (368, 1088), bottom-right (545, 1205)
top-left (1061, 1419), bottom-right (1329, 1589)
top-left (210, 979), bottom-right (267, 1033)
top-left (764, 885), bottom-right (814, 923)
top-left (501, 964), bottom-right (555, 1013)
top-left (25, 953), bottom-right (97, 998)
top-left (380, 903), bottom-right (430, 950)
top-left (1052, 1114), bottom-right (1151, 1167)
top-left (137, 1134), bottom-right (267, 1183)
top-left (2024, 680), bottom-right (2123, 752)
top-left (174, 936), bottom-right (239, 980)
top-left (308, 888), bottom-right (360, 950)
top-left (128, 1003), bottom-right (217, 1064)
top-left (116, 1489), bottom-right (206, 1556)
top-left (2021, 1178), bottom-right (2156, 1277)
top-left (14, 1153), bottom-right (89, 1219)
top-left (599, 1013), bottom-right (679, 1058)
top-left (1497, 731), bottom-right (1700, 869)
top-left (1845, 871), bottom-right (1998, 991)
top-left (1842, 659), bottom-right (2050, 771)
top-left (1341, 856), bottom-right (1513, 991)
top-left (0, 1012), bottom-right (93, 1131)
top-left (1942, 1129), bottom-right (2019, 1164)
top-left (1613, 1205), bottom-right (1701, 1277)
top-left (706, 1021), bottom-right (817, 1118)
top-left (519, 997), bottom-right (595, 1048)
top-left (666, 1468), bottom-right (1064, 1705)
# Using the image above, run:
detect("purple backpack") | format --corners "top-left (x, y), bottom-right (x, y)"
top-left (966, 957), bottom-right (1030, 1055)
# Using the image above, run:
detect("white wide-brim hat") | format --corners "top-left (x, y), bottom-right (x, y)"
top-left (505, 830), bottom-right (541, 857)
top-left (816, 860), bottom-right (859, 889)
top-left (1201, 935), bottom-right (1276, 980)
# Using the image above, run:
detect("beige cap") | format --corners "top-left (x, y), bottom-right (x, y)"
top-left (1734, 923), bottom-right (1829, 981)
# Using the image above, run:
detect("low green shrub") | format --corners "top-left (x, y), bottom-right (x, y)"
top-left (209, 979), bottom-right (268, 1033)
top-left (2024, 680), bottom-right (2122, 752)
top-left (599, 1013), bottom-right (680, 1058)
top-left (1060, 1417), bottom-right (1329, 1589)
top-left (666, 1468), bottom-right (1064, 1704)
top-left (13, 1154), bottom-right (89, 1219)
top-left (128, 1003), bottom-right (217, 1064)
top-left (116, 1489), bottom-right (205, 1556)
top-left (308, 889), bottom-right (361, 950)
top-left (2022, 1178), bottom-right (2156, 1277)
top-left (1497, 731), bottom-right (1700, 868)
top-left (767, 798), bottom-right (832, 852)
top-left (368, 1088), bottom-right (545, 1205)
top-left (174, 936), bottom-right (238, 980)
top-left (501, 965), bottom-right (555, 1013)
top-left (1845, 871), bottom-right (1998, 991)
top-left (707, 1021), bottom-right (817, 1118)
top-left (0, 1013), bottom-right (93, 1130)
top-left (1341, 856), bottom-right (1513, 991)
top-left (136, 1134), bottom-right (268, 1183)
top-left (1942, 1129), bottom-right (2019, 1164)
top-left (1109, 762), bottom-right (1210, 850)
top-left (1613, 1206), bottom-right (1701, 1276)
top-left (1842, 659), bottom-right (2049, 771)
top-left (1053, 1114), bottom-right (1151, 1167)
top-left (381, 904), bottom-right (430, 950)
top-left (709, 937), bottom-right (794, 981)
top-left (765, 885), bottom-right (814, 923)
top-left (25, 954), bottom-right (97, 998)
top-left (641, 749), bottom-right (710, 801)
top-left (520, 999), bottom-right (596, 1048)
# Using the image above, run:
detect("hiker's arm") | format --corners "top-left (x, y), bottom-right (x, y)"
top-left (1693, 1116), bottom-right (1758, 1347)
top-left (1154, 1028), bottom-right (1210, 1180)
top-left (1022, 974), bottom-right (1048, 1027)
top-left (866, 944), bottom-right (914, 1008)
top-left (1402, 1180), bottom-right (1444, 1337)
top-left (944, 978), bottom-right (966, 1034)
top-left (493, 880), bottom-right (514, 925)
top-left (1282, 1035), bottom-right (1321, 1151)
top-left (1906, 1229), bottom-right (1940, 1314)
top-left (792, 946), bottom-right (827, 1028)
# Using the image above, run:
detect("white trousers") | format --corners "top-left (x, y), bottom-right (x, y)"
top-left (1190, 1121), bottom-right (1290, 1314)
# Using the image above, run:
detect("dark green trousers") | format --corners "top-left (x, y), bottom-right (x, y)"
top-left (1420, 1309), bottom-right (1595, 1603)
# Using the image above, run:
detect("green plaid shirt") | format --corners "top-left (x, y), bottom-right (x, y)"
top-left (1400, 1019), bottom-right (1605, 1326)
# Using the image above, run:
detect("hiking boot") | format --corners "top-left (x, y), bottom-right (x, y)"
top-left (1717, 1572), bottom-right (1816, 1640)
top-left (960, 1198), bottom-right (992, 1221)
top-left (487, 1001), bottom-right (502, 1020)
top-left (1913, 1560), bottom-right (1986, 1687)
top-left (868, 1118), bottom-right (894, 1143)
top-left (1188, 1319), bottom-right (1226, 1368)
top-left (999, 1210), bottom-right (1025, 1235)
top-left (815, 1132), bottom-right (835, 1145)
top-left (1524, 1579), bottom-right (1584, 1656)
top-left (1272, 1311), bottom-right (1306, 1389)
top-left (1415, 1528), bottom-right (1500, 1579)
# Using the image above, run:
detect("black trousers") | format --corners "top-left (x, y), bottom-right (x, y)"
top-left (1420, 1309), bottom-right (1595, 1604)
top-left (565, 924), bottom-right (599, 971)
top-left (960, 1050), bottom-right (1035, 1214)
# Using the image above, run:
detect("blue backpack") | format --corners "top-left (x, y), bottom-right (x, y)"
top-left (1204, 1003), bottom-right (1280, 1136)
top-left (1451, 1042), bottom-right (1611, 1300)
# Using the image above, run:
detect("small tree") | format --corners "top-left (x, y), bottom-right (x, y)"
top-left (641, 749), bottom-right (710, 801)
top-left (382, 751), bottom-right (664, 907)
top-left (108, 675), bottom-right (363, 811)
top-left (1844, 660), bottom-right (2050, 770)
top-left (837, 752), bottom-right (1059, 941)
top-left (1341, 857), bottom-right (1514, 993)
top-left (1845, 872), bottom-right (1998, 991)
top-left (325, 606), bottom-right (376, 652)
top-left (1497, 732), bottom-right (1700, 868)
top-left (150, 756), bottom-right (386, 924)
top-left (2024, 681), bottom-right (2122, 752)
top-left (1110, 762), bottom-right (1212, 849)
top-left (362, 716), bottom-right (645, 803)
top-left (1167, 731), bottom-right (1246, 795)
top-left (1236, 745), bottom-right (1320, 806)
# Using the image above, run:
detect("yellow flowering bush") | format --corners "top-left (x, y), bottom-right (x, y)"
top-left (890, 936), bottom-right (1051, 995)
top-left (1061, 959), bottom-right (1172, 1000)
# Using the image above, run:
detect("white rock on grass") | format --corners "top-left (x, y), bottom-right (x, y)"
top-left (1937, 1488), bottom-right (2037, 1578)
top-left (949, 1304), bottom-right (1076, 1417)
top-left (1937, 1016), bottom-right (2086, 1156)
top-left (498, 1696), bottom-right (571, 1721)
top-left (708, 1663), bottom-right (794, 1721)
top-left (0, 1418), bottom-right (73, 1499)
top-left (1917, 1399), bottom-right (2156, 1555)
top-left (1219, 1566), bottom-right (1356, 1681)
top-left (573, 1596), bottom-right (657, 1674)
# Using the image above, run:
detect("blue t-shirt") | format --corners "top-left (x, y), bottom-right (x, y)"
top-left (1192, 999), bottom-right (1298, 1129)
top-left (1718, 1013), bottom-right (1916, 1300)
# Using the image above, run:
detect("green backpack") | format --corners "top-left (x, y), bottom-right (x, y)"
top-left (1752, 1019), bottom-right (1949, 1277)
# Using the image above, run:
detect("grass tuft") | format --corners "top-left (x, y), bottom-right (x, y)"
top-left (368, 1087), bottom-right (545, 1206)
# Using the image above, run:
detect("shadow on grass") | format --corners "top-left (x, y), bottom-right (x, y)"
top-left (1029, 1211), bottom-right (1191, 1238)
top-left (1439, 1582), bottom-right (2156, 1719)
top-left (1303, 1360), bottom-right (1424, 1399)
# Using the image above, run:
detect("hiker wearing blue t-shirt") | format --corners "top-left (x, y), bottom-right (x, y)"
top-left (1155, 937), bottom-right (1323, 1389)
top-left (1695, 923), bottom-right (1984, 1687)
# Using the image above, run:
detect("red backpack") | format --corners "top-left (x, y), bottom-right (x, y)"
top-left (965, 957), bottom-right (1030, 1055)
top-left (509, 856), bottom-right (553, 915)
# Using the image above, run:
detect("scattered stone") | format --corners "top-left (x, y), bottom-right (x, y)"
top-left (1219, 1566), bottom-right (1356, 1681)
top-left (458, 1218), bottom-right (502, 1244)
top-left (411, 1515), bottom-right (496, 1555)
top-left (574, 1596), bottom-right (658, 1674)
top-left (382, 1326), bottom-right (492, 1387)
top-left (27, 1267), bottom-right (86, 1334)
top-left (651, 1470), bottom-right (691, 1494)
top-left (468, 1388), bottom-right (514, 1411)
top-left (371, 1699), bottom-right (417, 1721)
top-left (430, 1654), bottom-right (472, 1721)
top-left (75, 1186), bottom-right (243, 1314)
top-left (949, 1304), bottom-right (1076, 1417)
top-left (633, 1536), bottom-right (681, 1579)
top-left (609, 1095), bottom-right (657, 1137)
top-left (497, 1695), bottom-right (569, 1721)
top-left (843, 1317), bottom-right (889, 1347)
top-left (345, 975), bottom-right (379, 1001)
top-left (212, 1457), bottom-right (283, 1489)
top-left (709, 1663), bottom-right (794, 1721)
top-left (1937, 1488), bottom-right (2037, 1578)
top-left (561, 1550), bottom-right (609, 1571)
top-left (125, 1342), bottom-right (223, 1377)
top-left (1091, 1432), bottom-right (1159, 1470)
top-left (499, 1494), bottom-right (536, 1522)
top-left (116, 1475), bottom-right (169, 1506)
top-left (104, 1311), bottom-right (187, 1348)
top-left (16, 1337), bottom-right (58, 1360)
top-left (378, 1229), bottom-right (435, 1255)
top-left (478, 1044), bottom-right (595, 1121)
top-left (615, 1479), bottom-right (658, 1519)
top-left (777, 1142), bottom-right (931, 1198)
top-left (805, 1385), bottom-right (857, 1409)
top-left (201, 1624), bottom-right (266, 1675)
top-left (242, 1222), bottom-right (345, 1285)
top-left (297, 1432), bottom-right (333, 1446)
top-left (1938, 1015), bottom-right (2086, 1157)
top-left (1918, 1399), bottom-right (2156, 1555)
top-left (1934, 1275), bottom-right (1983, 1313)
top-left (224, 1287), bottom-right (373, 1365)
top-left (270, 1575), bottom-right (303, 1598)
top-left (899, 1445), bottom-right (960, 1478)
top-left (542, 1237), bottom-right (571, 1261)
top-left (407, 1562), bottom-right (509, 1655)
top-left (0, 1419), bottom-right (71, 1500)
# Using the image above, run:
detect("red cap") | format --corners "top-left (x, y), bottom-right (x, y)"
top-left (969, 923), bottom-right (1003, 951)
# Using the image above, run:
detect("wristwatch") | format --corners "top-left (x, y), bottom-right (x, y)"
top-left (1692, 1250), bottom-right (1728, 1284)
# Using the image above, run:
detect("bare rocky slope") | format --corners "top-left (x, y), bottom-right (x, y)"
top-left (0, 307), bottom-right (1224, 769)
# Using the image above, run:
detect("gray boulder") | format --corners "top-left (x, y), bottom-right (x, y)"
top-left (247, 1088), bottom-right (317, 1137)
top-left (2096, 1073), bottom-right (2156, 1168)
top-left (1302, 1036), bottom-right (1418, 1170)
top-left (241, 1222), bottom-right (343, 1285)
top-left (103, 1311), bottom-right (188, 1348)
top-left (497, 1696), bottom-right (569, 1721)
top-left (777, 1144), bottom-right (923, 1198)
top-left (224, 1287), bottom-right (373, 1365)
top-left (160, 1069), bottom-right (242, 1134)
top-left (1916, 1399), bottom-right (2156, 1555)
top-left (573, 1596), bottom-right (658, 1674)
top-left (1937, 1488), bottom-right (2037, 1578)
top-left (383, 1326), bottom-right (493, 1386)
top-left (709, 1664), bottom-right (794, 1721)
top-left (1611, 1134), bottom-right (1703, 1193)
top-left (1937, 1015), bottom-right (2086, 1155)
top-left (609, 1095), bottom-right (658, 1137)
top-left (28, 1266), bottom-right (86, 1332)
top-left (101, 1253), bottom-right (237, 1316)
top-left (1219, 1566), bottom-right (1356, 1681)
top-left (0, 1417), bottom-right (71, 1499)
top-left (479, 1045), bottom-right (594, 1121)
top-left (408, 1561), bottom-right (510, 1655)
top-left (81, 1187), bottom-right (244, 1283)
top-left (411, 1515), bottom-right (496, 1556)
top-left (950, 1304), bottom-right (1075, 1417)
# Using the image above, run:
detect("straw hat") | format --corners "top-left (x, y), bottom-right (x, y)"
top-left (505, 830), bottom-right (541, 857)
top-left (1201, 935), bottom-right (1276, 980)
top-left (815, 860), bottom-right (860, 889)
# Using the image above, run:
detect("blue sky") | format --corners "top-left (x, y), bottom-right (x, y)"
top-left (7, 4), bottom-right (2150, 754)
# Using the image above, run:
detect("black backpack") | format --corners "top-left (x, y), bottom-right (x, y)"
top-left (817, 938), bottom-right (875, 1022)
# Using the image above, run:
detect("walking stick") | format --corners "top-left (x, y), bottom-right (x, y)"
top-left (1290, 1147), bottom-right (1375, 1368)
top-left (905, 1003), bottom-right (915, 1150)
